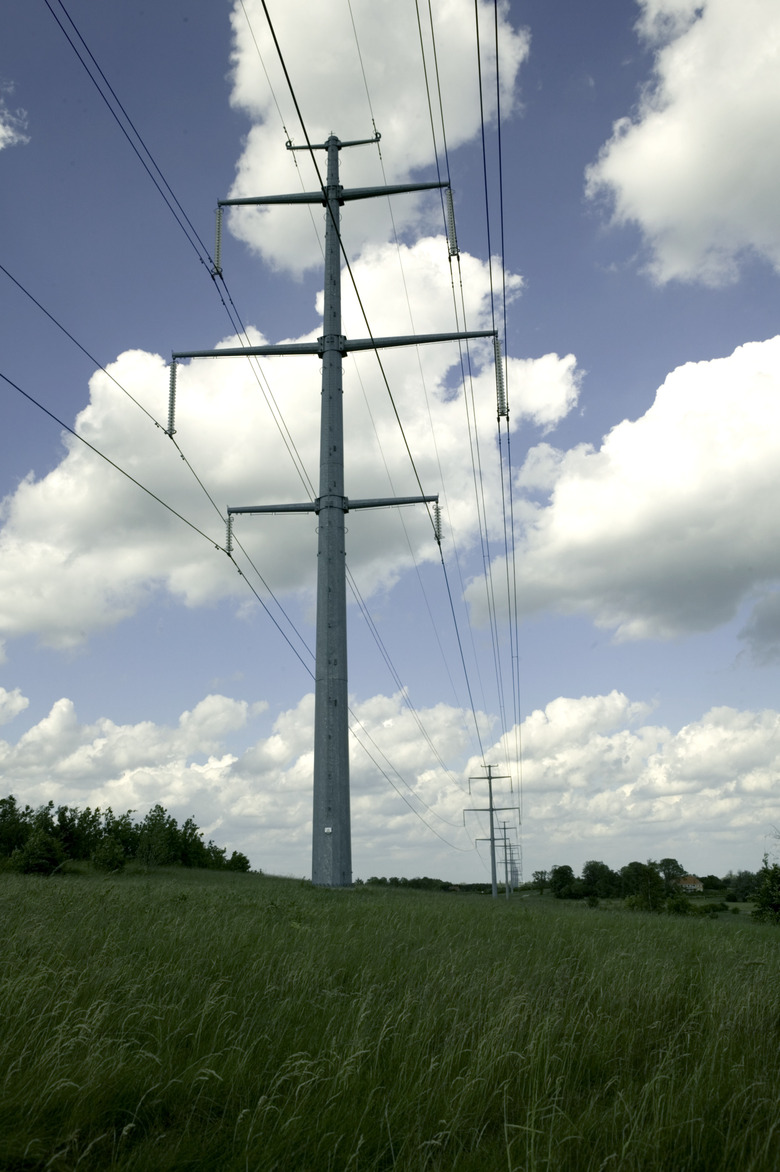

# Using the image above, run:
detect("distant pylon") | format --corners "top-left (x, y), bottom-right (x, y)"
top-left (464, 765), bottom-right (516, 898)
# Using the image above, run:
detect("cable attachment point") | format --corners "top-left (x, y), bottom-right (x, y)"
top-left (212, 206), bottom-right (223, 277)
top-left (167, 359), bottom-right (178, 436)
top-left (445, 188), bottom-right (459, 258)
top-left (433, 501), bottom-right (443, 546)
top-left (494, 336), bottom-right (508, 419)
top-left (226, 512), bottom-right (234, 555)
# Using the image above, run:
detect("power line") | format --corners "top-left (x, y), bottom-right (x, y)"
top-left (42, 0), bottom-right (515, 865)
top-left (44, 0), bottom-right (215, 269)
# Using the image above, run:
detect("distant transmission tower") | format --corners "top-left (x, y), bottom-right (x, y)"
top-left (464, 765), bottom-right (517, 898)
top-left (170, 132), bottom-right (496, 886)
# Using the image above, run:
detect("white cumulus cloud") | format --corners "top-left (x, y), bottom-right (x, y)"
top-left (586, 0), bottom-right (780, 284)
top-left (0, 82), bottom-right (28, 151)
top-left (0, 239), bottom-right (578, 648)
top-left (467, 335), bottom-right (780, 649)
top-left (0, 686), bottom-right (29, 725)
top-left (226, 0), bottom-right (530, 275)
top-left (0, 686), bottom-right (775, 878)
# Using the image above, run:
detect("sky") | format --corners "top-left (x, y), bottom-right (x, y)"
top-left (1, 0), bottom-right (779, 883)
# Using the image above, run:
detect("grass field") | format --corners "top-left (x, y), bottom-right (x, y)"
top-left (1, 868), bottom-right (779, 1171)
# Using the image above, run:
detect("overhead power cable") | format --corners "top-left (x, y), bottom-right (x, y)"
top-left (0, 365), bottom-right (320, 677)
top-left (415, 0), bottom-right (522, 828)
top-left (44, 0), bottom-right (496, 855)
top-left (44, 0), bottom-right (215, 269)
top-left (4, 192), bottom-right (467, 848)
top-left (44, 0), bottom-right (315, 502)
top-left (0, 368), bottom-right (217, 546)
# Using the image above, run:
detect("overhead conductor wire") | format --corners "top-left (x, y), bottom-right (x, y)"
top-left (38, 0), bottom-right (479, 852)
top-left (344, 0), bottom-right (481, 781)
top-left (252, 0), bottom-right (478, 844)
top-left (418, 0), bottom-right (522, 845)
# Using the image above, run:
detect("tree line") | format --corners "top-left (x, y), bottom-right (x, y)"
top-left (0, 795), bottom-right (250, 875)
top-left (532, 856), bottom-right (780, 923)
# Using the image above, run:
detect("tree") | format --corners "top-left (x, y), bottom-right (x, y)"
top-left (621, 860), bottom-right (665, 911)
top-left (581, 860), bottom-right (620, 899)
top-left (550, 864), bottom-right (577, 899)
top-left (0, 795), bottom-right (32, 857)
top-left (0, 794), bottom-right (253, 874)
top-left (11, 829), bottom-right (66, 875)
top-left (101, 808), bottom-right (139, 859)
top-left (179, 816), bottom-right (209, 868)
top-left (55, 804), bottom-right (103, 860)
top-left (225, 850), bottom-right (251, 872)
top-left (751, 855), bottom-right (780, 925)
top-left (726, 869), bottom-right (758, 901)
top-left (91, 836), bottom-right (126, 872)
top-left (137, 804), bottom-right (181, 867)
top-left (658, 857), bottom-right (686, 892)
top-left (531, 869), bottom-right (549, 895)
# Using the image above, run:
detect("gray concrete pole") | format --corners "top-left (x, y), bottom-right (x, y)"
top-left (177, 137), bottom-right (496, 888)
top-left (312, 136), bottom-right (352, 887)
top-left (487, 768), bottom-right (498, 899)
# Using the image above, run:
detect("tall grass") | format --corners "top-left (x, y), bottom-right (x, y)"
top-left (1, 869), bottom-right (778, 1170)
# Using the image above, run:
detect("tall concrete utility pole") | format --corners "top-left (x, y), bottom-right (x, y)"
top-left (171, 133), bottom-right (497, 886)
top-left (464, 764), bottom-right (516, 898)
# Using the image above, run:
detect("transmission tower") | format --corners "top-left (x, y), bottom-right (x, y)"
top-left (464, 764), bottom-right (517, 898)
top-left (169, 132), bottom-right (497, 886)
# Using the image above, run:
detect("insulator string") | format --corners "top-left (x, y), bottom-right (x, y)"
top-left (494, 335), bottom-right (507, 419)
top-left (167, 359), bottom-right (177, 436)
top-left (213, 206), bottom-right (223, 277)
top-left (445, 188), bottom-right (459, 258)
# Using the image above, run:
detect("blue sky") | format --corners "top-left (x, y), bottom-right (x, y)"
top-left (1, 0), bottom-right (779, 882)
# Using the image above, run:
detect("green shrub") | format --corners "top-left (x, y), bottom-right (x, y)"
top-left (91, 835), bottom-right (126, 872)
top-left (752, 856), bottom-right (780, 925)
top-left (10, 829), bottom-right (66, 875)
top-left (665, 892), bottom-right (692, 915)
top-left (225, 850), bottom-right (251, 872)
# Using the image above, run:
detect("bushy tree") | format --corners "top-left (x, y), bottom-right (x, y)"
top-left (55, 804), bottom-right (103, 860)
top-left (550, 864), bottom-right (580, 899)
top-left (101, 809), bottom-right (139, 859)
top-left (581, 860), bottom-right (620, 899)
top-left (751, 856), bottom-right (780, 925)
top-left (0, 793), bottom-right (252, 874)
top-left (658, 857), bottom-right (686, 892)
top-left (531, 869), bottom-right (549, 895)
top-left (137, 804), bottom-right (181, 867)
top-left (621, 861), bottom-right (665, 911)
top-left (225, 850), bottom-right (251, 872)
top-left (727, 869), bottom-right (758, 901)
top-left (179, 816), bottom-right (210, 868)
top-left (0, 795), bottom-right (32, 857)
top-left (91, 836), bottom-right (126, 872)
top-left (10, 829), bottom-right (66, 875)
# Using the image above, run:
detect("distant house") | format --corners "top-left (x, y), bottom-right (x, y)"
top-left (677, 875), bottom-right (704, 893)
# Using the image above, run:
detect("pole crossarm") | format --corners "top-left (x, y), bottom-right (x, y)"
top-left (172, 331), bottom-right (495, 364)
top-left (227, 494), bottom-right (438, 517)
top-left (463, 807), bottom-right (517, 820)
top-left (219, 180), bottom-right (448, 210)
top-left (287, 134), bottom-right (381, 151)
top-left (344, 330), bottom-right (496, 352)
